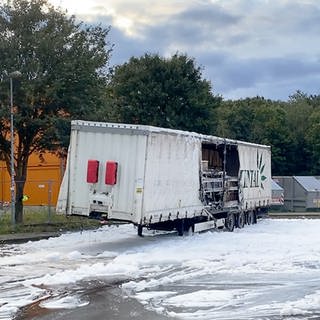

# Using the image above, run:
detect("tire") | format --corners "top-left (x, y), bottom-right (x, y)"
top-left (225, 212), bottom-right (235, 232)
top-left (237, 211), bottom-right (245, 229)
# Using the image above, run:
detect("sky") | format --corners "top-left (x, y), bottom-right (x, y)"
top-left (48, 0), bottom-right (320, 101)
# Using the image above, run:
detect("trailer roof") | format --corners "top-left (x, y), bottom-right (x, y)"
top-left (71, 120), bottom-right (270, 149)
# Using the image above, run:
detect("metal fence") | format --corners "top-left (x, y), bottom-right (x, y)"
top-left (0, 179), bottom-right (60, 219)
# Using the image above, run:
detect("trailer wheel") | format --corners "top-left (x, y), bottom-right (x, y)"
top-left (247, 211), bottom-right (255, 225)
top-left (137, 224), bottom-right (143, 237)
top-left (225, 213), bottom-right (235, 232)
top-left (237, 212), bottom-right (245, 229)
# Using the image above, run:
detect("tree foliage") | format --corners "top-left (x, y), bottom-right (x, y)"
top-left (285, 92), bottom-right (320, 175)
top-left (0, 0), bottom-right (112, 222)
top-left (306, 109), bottom-right (320, 174)
top-left (215, 94), bottom-right (320, 175)
top-left (215, 97), bottom-right (291, 175)
top-left (106, 53), bottom-right (221, 134)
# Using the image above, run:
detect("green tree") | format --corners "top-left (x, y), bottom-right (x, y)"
top-left (0, 0), bottom-right (112, 223)
top-left (215, 97), bottom-right (256, 140)
top-left (287, 91), bottom-right (320, 175)
top-left (107, 53), bottom-right (221, 134)
top-left (216, 97), bottom-right (293, 175)
top-left (251, 101), bottom-right (292, 175)
top-left (306, 109), bottom-right (320, 174)
top-left (284, 91), bottom-right (315, 174)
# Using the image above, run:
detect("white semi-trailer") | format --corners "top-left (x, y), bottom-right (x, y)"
top-left (57, 120), bottom-right (271, 236)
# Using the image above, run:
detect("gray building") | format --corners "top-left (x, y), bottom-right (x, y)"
top-left (274, 176), bottom-right (320, 212)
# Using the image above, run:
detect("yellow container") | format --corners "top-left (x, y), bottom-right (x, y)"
top-left (0, 152), bottom-right (64, 206)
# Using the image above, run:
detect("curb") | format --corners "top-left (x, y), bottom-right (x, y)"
top-left (0, 232), bottom-right (61, 244)
top-left (268, 212), bottom-right (320, 219)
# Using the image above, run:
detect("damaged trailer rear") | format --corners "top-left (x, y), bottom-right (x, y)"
top-left (57, 120), bottom-right (271, 236)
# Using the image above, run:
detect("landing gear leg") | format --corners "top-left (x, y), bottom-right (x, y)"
top-left (253, 210), bottom-right (257, 224)
top-left (137, 224), bottom-right (143, 237)
top-left (247, 211), bottom-right (255, 225)
top-left (176, 219), bottom-right (184, 236)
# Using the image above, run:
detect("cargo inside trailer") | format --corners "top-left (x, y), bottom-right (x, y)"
top-left (200, 142), bottom-right (240, 208)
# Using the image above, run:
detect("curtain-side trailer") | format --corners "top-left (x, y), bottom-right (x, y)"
top-left (57, 120), bottom-right (271, 236)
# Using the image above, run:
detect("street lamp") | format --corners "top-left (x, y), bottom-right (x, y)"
top-left (9, 70), bottom-right (21, 226)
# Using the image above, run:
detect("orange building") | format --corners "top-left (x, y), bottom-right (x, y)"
top-left (0, 152), bottom-right (64, 207)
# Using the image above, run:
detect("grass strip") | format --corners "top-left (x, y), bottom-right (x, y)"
top-left (0, 210), bottom-right (101, 235)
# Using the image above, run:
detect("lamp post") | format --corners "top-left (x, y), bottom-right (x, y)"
top-left (9, 71), bottom-right (21, 227)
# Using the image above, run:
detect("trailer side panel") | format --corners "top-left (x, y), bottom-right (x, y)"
top-left (142, 132), bottom-right (203, 223)
top-left (238, 144), bottom-right (271, 210)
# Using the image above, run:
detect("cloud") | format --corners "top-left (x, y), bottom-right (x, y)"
top-left (210, 55), bottom-right (320, 99)
top-left (50, 0), bottom-right (320, 100)
top-left (142, 3), bottom-right (242, 53)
